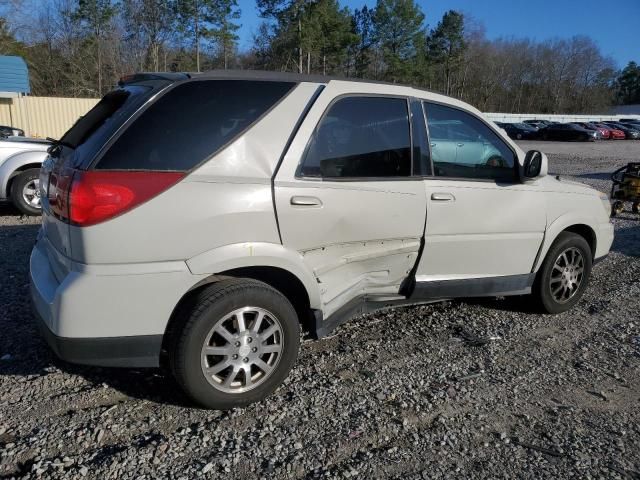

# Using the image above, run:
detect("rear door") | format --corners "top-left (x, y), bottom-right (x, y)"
top-left (274, 83), bottom-right (427, 318)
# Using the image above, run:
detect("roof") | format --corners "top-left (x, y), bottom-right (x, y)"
top-left (0, 56), bottom-right (30, 94)
top-left (183, 69), bottom-right (439, 94)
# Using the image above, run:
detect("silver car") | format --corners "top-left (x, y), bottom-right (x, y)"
top-left (30, 71), bottom-right (614, 409)
top-left (0, 137), bottom-right (49, 215)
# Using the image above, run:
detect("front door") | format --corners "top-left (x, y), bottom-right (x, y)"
top-left (274, 84), bottom-right (427, 319)
top-left (416, 101), bottom-right (546, 295)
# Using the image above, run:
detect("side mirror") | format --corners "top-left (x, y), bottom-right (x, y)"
top-left (523, 150), bottom-right (548, 179)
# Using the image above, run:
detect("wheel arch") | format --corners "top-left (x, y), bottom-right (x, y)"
top-left (161, 246), bottom-right (321, 367)
top-left (0, 150), bottom-right (46, 198)
top-left (534, 219), bottom-right (597, 272)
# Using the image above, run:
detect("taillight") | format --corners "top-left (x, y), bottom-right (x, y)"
top-left (51, 170), bottom-right (183, 226)
top-left (69, 171), bottom-right (184, 226)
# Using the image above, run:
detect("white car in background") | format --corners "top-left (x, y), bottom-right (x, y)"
top-left (0, 137), bottom-right (50, 215)
top-left (30, 71), bottom-right (614, 409)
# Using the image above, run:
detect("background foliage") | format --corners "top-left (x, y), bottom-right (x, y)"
top-left (0, 0), bottom-right (637, 113)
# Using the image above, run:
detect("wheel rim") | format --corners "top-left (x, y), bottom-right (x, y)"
top-left (200, 306), bottom-right (284, 394)
top-left (22, 178), bottom-right (41, 209)
top-left (549, 247), bottom-right (585, 303)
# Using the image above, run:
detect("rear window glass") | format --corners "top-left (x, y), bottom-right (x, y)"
top-left (95, 80), bottom-right (295, 171)
top-left (60, 85), bottom-right (155, 166)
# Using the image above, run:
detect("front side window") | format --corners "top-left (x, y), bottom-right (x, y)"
top-left (424, 102), bottom-right (515, 182)
top-left (96, 80), bottom-right (295, 171)
top-left (299, 96), bottom-right (411, 178)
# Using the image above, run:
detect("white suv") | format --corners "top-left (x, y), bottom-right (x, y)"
top-left (30, 71), bottom-right (614, 409)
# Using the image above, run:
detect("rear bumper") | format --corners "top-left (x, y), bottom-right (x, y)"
top-left (32, 303), bottom-right (163, 367)
top-left (30, 235), bottom-right (205, 368)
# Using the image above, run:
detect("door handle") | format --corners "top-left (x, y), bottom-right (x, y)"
top-left (430, 142), bottom-right (436, 147)
top-left (456, 143), bottom-right (464, 147)
top-left (290, 195), bottom-right (322, 207)
top-left (431, 192), bottom-right (455, 202)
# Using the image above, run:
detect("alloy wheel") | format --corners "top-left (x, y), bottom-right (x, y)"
top-left (200, 307), bottom-right (284, 394)
top-left (22, 179), bottom-right (41, 209)
top-left (549, 247), bottom-right (584, 303)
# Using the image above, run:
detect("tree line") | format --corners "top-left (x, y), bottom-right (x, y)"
top-left (0, 0), bottom-right (637, 114)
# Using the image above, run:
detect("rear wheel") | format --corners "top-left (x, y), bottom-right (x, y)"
top-left (9, 168), bottom-right (41, 215)
top-left (170, 279), bottom-right (300, 409)
top-left (532, 232), bottom-right (592, 314)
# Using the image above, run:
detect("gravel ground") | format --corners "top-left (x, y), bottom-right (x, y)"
top-left (1, 141), bottom-right (639, 479)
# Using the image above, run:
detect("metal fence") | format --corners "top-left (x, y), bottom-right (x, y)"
top-left (0, 95), bottom-right (99, 139)
top-left (485, 112), bottom-right (640, 123)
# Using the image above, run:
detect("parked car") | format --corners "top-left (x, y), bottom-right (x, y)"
top-left (593, 123), bottom-right (626, 140)
top-left (537, 123), bottom-right (598, 141)
top-left (573, 122), bottom-right (610, 139)
top-left (568, 123), bottom-right (603, 140)
top-left (619, 119), bottom-right (640, 130)
top-left (30, 71), bottom-right (614, 409)
top-left (0, 137), bottom-right (50, 214)
top-left (523, 119), bottom-right (555, 129)
top-left (602, 121), bottom-right (640, 140)
top-left (0, 125), bottom-right (25, 138)
top-left (495, 122), bottom-right (539, 140)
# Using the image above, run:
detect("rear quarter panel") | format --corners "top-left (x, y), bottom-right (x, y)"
top-left (67, 82), bottom-right (320, 266)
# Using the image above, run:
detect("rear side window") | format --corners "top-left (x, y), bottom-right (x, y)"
top-left (298, 96), bottom-right (411, 178)
top-left (96, 80), bottom-right (295, 171)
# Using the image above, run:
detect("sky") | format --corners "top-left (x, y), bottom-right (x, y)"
top-left (236, 0), bottom-right (640, 68)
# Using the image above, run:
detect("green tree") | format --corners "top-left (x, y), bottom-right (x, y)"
top-left (303, 0), bottom-right (356, 75)
top-left (73, 0), bottom-right (117, 95)
top-left (351, 6), bottom-right (374, 77)
top-left (256, 0), bottom-right (312, 73)
top-left (255, 0), bottom-right (354, 75)
top-left (616, 61), bottom-right (640, 105)
top-left (427, 10), bottom-right (466, 96)
top-left (372, 0), bottom-right (425, 82)
top-left (121, 0), bottom-right (174, 71)
top-left (205, 0), bottom-right (241, 69)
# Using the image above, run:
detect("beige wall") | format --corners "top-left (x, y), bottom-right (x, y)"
top-left (0, 95), bottom-right (99, 139)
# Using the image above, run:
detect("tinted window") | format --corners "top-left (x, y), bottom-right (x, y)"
top-left (412, 101), bottom-right (431, 175)
top-left (96, 80), bottom-right (295, 171)
top-left (58, 85), bottom-right (157, 167)
top-left (299, 96), bottom-right (411, 178)
top-left (424, 102), bottom-right (515, 182)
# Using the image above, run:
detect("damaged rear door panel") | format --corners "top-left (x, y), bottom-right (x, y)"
top-left (274, 83), bottom-right (427, 319)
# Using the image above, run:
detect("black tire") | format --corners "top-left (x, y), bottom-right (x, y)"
top-left (10, 168), bottom-right (41, 216)
top-left (170, 278), bottom-right (300, 409)
top-left (532, 232), bottom-right (592, 314)
top-left (632, 202), bottom-right (640, 214)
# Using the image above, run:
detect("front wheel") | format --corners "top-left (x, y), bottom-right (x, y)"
top-left (10, 168), bottom-right (41, 215)
top-left (532, 232), bottom-right (592, 314)
top-left (170, 279), bottom-right (300, 409)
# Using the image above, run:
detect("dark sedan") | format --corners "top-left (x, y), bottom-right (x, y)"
top-left (537, 123), bottom-right (598, 142)
top-left (495, 122), bottom-right (539, 140)
top-left (523, 119), bottom-right (556, 129)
